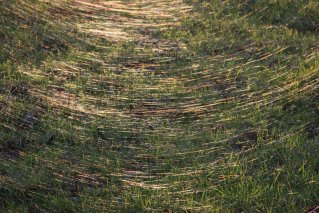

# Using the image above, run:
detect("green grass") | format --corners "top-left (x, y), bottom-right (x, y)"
top-left (1, 0), bottom-right (319, 212)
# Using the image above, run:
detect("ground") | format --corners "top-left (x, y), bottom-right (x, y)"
top-left (0, 0), bottom-right (319, 212)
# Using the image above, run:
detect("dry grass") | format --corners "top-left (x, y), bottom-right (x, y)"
top-left (1, 0), bottom-right (319, 212)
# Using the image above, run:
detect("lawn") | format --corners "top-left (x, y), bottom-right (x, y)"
top-left (0, 0), bottom-right (319, 212)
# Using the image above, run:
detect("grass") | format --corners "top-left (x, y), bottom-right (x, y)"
top-left (0, 0), bottom-right (319, 212)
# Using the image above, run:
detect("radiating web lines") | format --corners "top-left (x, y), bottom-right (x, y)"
top-left (1, 0), bottom-right (319, 211)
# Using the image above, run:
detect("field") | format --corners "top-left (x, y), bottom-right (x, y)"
top-left (1, 0), bottom-right (319, 212)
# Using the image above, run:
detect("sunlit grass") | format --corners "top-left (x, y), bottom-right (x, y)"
top-left (0, 0), bottom-right (319, 212)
